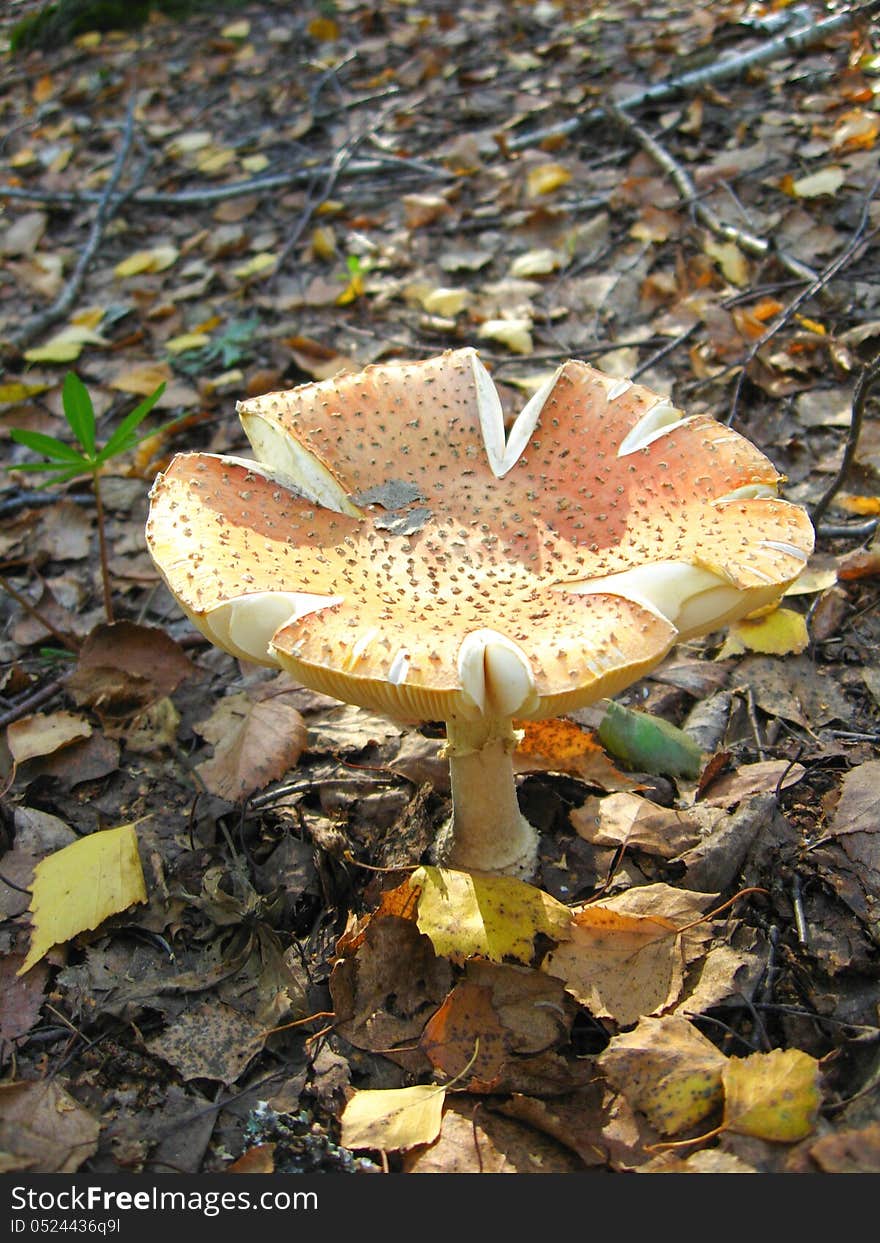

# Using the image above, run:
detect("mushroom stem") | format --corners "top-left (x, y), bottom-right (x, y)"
top-left (441, 717), bottom-right (539, 879)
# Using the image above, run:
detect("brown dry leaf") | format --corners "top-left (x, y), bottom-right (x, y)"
top-left (542, 885), bottom-right (715, 1027)
top-left (696, 759), bottom-right (806, 807)
top-left (110, 362), bottom-right (174, 395)
top-left (827, 760), bottom-right (880, 841)
top-left (514, 718), bottom-right (634, 790)
top-left (722, 1049), bottom-right (821, 1142)
top-left (0, 954), bottom-right (48, 1047)
top-left (65, 621), bottom-right (195, 723)
top-left (340, 1084), bottom-right (446, 1152)
top-left (791, 1123), bottom-right (880, 1173)
top-left (571, 791), bottom-right (704, 858)
top-left (598, 1015), bottom-right (726, 1136)
top-left (6, 711), bottom-right (92, 764)
top-left (330, 915), bottom-right (452, 1066)
top-left (227, 1144), bottom-right (276, 1173)
top-left (0, 1080), bottom-right (100, 1172)
top-left (403, 1099), bottom-right (584, 1173)
top-left (147, 1000), bottom-right (266, 1085)
top-left (195, 689), bottom-right (307, 801)
top-left (420, 981), bottom-right (509, 1089)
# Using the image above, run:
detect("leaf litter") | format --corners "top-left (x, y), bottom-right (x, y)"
top-left (1, 0), bottom-right (880, 1178)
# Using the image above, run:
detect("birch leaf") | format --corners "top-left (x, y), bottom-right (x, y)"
top-left (722, 1049), bottom-right (821, 1142)
top-left (340, 1084), bottom-right (446, 1151)
top-left (19, 823), bottom-right (148, 975)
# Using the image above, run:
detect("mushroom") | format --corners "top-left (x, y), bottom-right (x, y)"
top-left (145, 349), bottom-right (813, 878)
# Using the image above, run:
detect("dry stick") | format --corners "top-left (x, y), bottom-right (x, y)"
top-left (8, 92), bottom-right (138, 356)
top-left (270, 100), bottom-right (403, 282)
top-left (607, 102), bottom-right (817, 285)
top-left (502, 1), bottom-right (880, 153)
top-left (0, 152), bottom-right (451, 211)
top-left (0, 572), bottom-right (80, 652)
top-left (810, 352), bottom-right (880, 527)
top-left (0, 675), bottom-right (67, 729)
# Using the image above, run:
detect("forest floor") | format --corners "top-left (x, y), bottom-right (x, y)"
top-left (1, 0), bottom-right (880, 1176)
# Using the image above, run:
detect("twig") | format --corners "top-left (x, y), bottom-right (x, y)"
top-left (501, 2), bottom-right (880, 152)
top-left (607, 102), bottom-right (816, 284)
top-left (810, 352), bottom-right (880, 527)
top-left (7, 92), bottom-right (139, 356)
top-left (723, 188), bottom-right (880, 426)
top-left (0, 153), bottom-right (452, 211)
top-left (0, 675), bottom-right (67, 729)
top-left (0, 573), bottom-right (80, 652)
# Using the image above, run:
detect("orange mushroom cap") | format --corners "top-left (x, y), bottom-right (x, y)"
top-left (146, 349), bottom-right (813, 725)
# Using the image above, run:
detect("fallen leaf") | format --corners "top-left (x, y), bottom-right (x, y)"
top-left (19, 822), bottom-right (148, 974)
top-left (509, 248), bottom-right (565, 277)
top-left (477, 318), bottom-right (534, 353)
top-left (403, 1099), bottom-right (584, 1173)
top-left (65, 621), bottom-right (195, 723)
top-left (114, 246), bottom-right (179, 277)
top-left (598, 1015), bottom-right (726, 1135)
top-left (24, 323), bottom-right (107, 364)
top-left (227, 1144), bottom-right (275, 1173)
top-left (717, 607), bottom-right (809, 657)
top-left (514, 717), bottom-right (633, 789)
top-left (0, 1080), bottom-right (99, 1172)
top-left (784, 166), bottom-right (845, 198)
top-left (704, 237), bottom-right (750, 286)
top-left (722, 1049), bottom-right (821, 1142)
top-left (147, 1000), bottom-right (266, 1085)
top-left (420, 981), bottom-right (508, 1089)
top-left (340, 1084), bottom-right (446, 1151)
top-left (195, 690), bottom-right (307, 801)
top-left (407, 866), bottom-right (573, 965)
top-left (526, 163), bottom-right (572, 196)
top-left (6, 711), bottom-right (92, 764)
top-left (571, 791), bottom-right (704, 858)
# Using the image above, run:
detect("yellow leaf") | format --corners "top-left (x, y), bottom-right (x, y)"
top-left (340, 1085), bottom-right (445, 1151)
top-left (241, 154), bottom-right (269, 173)
top-left (0, 381), bottom-right (50, 404)
top-left (165, 332), bottom-right (211, 354)
top-left (336, 273), bottom-right (364, 305)
top-left (19, 823), bottom-right (148, 975)
top-left (408, 866), bottom-right (572, 965)
top-left (310, 226), bottom-right (337, 261)
top-left (704, 238), bottom-right (750, 287)
top-left (526, 163), bottom-right (572, 197)
top-left (307, 16), bottom-right (340, 41)
top-left (70, 306), bottom-right (105, 329)
top-left (110, 362), bottom-right (173, 396)
top-left (114, 246), bottom-right (179, 278)
top-left (477, 318), bottom-right (533, 354)
top-left (24, 324), bottom-right (107, 364)
top-left (232, 252), bottom-right (277, 279)
top-left (196, 147), bottom-right (236, 175)
top-left (717, 607), bottom-right (809, 657)
top-left (794, 315), bottom-right (826, 335)
top-left (787, 166), bottom-right (845, 199)
top-left (722, 1049), bottom-right (821, 1142)
top-left (165, 131), bottom-right (212, 159)
top-left (221, 19), bottom-right (250, 38)
top-left (509, 248), bottom-right (564, 278)
top-left (599, 1016), bottom-right (726, 1135)
top-left (421, 287), bottom-right (471, 316)
top-left (837, 494), bottom-right (880, 516)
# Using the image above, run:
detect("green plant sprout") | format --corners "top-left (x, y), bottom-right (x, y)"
top-left (6, 371), bottom-right (170, 624)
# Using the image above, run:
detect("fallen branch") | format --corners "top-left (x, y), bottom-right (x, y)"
top-left (6, 93), bottom-right (139, 356)
top-left (0, 152), bottom-right (451, 212)
top-left (502, 1), bottom-right (880, 152)
top-left (811, 352), bottom-right (880, 527)
top-left (607, 103), bottom-right (817, 285)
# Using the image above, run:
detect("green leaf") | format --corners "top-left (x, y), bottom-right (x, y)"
top-left (61, 372), bottom-right (96, 455)
top-left (598, 700), bottom-right (703, 780)
top-left (98, 382), bottom-right (166, 459)
top-left (8, 428), bottom-right (89, 465)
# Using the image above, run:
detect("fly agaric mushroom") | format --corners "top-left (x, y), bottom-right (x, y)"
top-left (146, 349), bottom-right (813, 878)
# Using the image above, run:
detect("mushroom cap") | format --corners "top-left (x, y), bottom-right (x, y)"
top-left (146, 349), bottom-right (813, 724)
